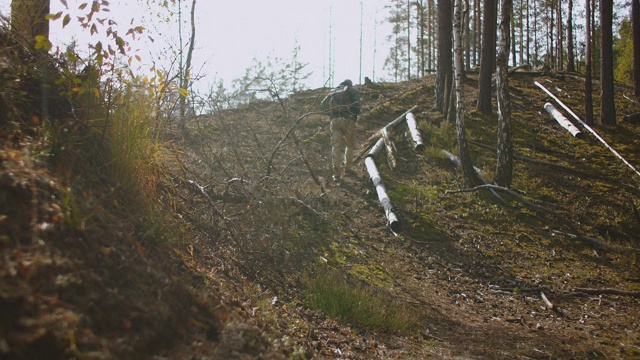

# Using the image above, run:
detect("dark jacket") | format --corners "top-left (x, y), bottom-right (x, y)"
top-left (321, 83), bottom-right (361, 120)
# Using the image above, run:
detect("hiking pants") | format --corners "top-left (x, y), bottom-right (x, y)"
top-left (330, 117), bottom-right (356, 177)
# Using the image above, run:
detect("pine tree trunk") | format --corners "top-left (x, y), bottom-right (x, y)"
top-left (454, 0), bottom-right (482, 187)
top-left (436, 1), bottom-right (454, 111)
top-left (557, 0), bottom-right (563, 71)
top-left (477, 0), bottom-right (497, 114)
top-left (600, 0), bottom-right (616, 125)
top-left (495, 0), bottom-right (514, 188)
top-left (585, 0), bottom-right (594, 126)
top-left (567, 0), bottom-right (575, 72)
top-left (632, 0), bottom-right (640, 96)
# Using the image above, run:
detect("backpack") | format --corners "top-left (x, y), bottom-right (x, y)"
top-left (321, 85), bottom-right (360, 119)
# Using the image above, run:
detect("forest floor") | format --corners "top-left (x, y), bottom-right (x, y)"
top-left (2, 67), bottom-right (640, 359)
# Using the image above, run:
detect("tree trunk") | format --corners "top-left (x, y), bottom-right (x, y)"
top-left (567, 0), bottom-right (575, 72)
top-left (436, 0), bottom-right (454, 111)
top-left (519, 0), bottom-right (524, 65)
top-left (179, 0), bottom-right (197, 128)
top-left (477, 0), bottom-right (497, 114)
top-left (557, 0), bottom-right (563, 71)
top-left (407, 0), bottom-right (412, 80)
top-left (10, 0), bottom-right (50, 44)
top-left (600, 0), bottom-right (616, 125)
top-left (633, 0), bottom-right (640, 96)
top-left (495, 0), bottom-right (514, 187)
top-left (585, 0), bottom-right (594, 126)
top-left (454, 0), bottom-right (482, 186)
top-left (526, 0), bottom-right (530, 64)
top-left (475, 0), bottom-right (481, 67)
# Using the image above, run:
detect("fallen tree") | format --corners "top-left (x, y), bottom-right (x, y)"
top-left (355, 105), bottom-right (419, 163)
top-left (365, 137), bottom-right (401, 233)
top-left (535, 81), bottom-right (640, 179)
top-left (405, 112), bottom-right (425, 150)
top-left (544, 103), bottom-right (582, 138)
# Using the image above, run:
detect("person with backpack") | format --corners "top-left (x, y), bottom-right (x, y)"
top-left (321, 79), bottom-right (361, 182)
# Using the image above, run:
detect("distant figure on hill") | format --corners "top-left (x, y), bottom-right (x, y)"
top-left (321, 79), bottom-right (361, 182)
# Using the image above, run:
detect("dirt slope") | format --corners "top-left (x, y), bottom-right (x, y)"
top-left (165, 73), bottom-right (640, 359)
top-left (2, 69), bottom-right (640, 360)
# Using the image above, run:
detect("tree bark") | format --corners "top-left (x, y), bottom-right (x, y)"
top-left (477, 0), bottom-right (497, 114)
top-left (585, 0), bottom-right (594, 126)
top-left (454, 0), bottom-right (482, 187)
top-left (495, 0), bottom-right (513, 187)
top-left (556, 0), bottom-right (563, 71)
top-left (567, 0), bottom-right (575, 72)
top-left (436, 0), bottom-right (454, 111)
top-left (633, 0), bottom-right (640, 96)
top-left (600, 0), bottom-right (616, 125)
top-left (179, 0), bottom-right (197, 127)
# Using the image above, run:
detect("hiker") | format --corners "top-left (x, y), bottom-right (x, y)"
top-left (321, 79), bottom-right (361, 182)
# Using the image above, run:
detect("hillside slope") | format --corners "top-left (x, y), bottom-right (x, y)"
top-left (2, 64), bottom-right (640, 359)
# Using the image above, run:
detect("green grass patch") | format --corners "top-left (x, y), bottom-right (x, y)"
top-left (303, 270), bottom-right (417, 333)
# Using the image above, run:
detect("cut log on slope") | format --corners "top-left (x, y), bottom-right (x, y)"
top-left (544, 103), bottom-right (582, 138)
top-left (441, 150), bottom-right (504, 203)
top-left (406, 112), bottom-right (425, 150)
top-left (381, 128), bottom-right (397, 169)
top-left (365, 138), bottom-right (401, 233)
top-left (441, 150), bottom-right (485, 176)
top-left (355, 105), bottom-right (419, 162)
top-left (535, 81), bottom-right (640, 179)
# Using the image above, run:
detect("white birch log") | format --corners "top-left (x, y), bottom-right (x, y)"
top-left (441, 150), bottom-right (485, 176)
top-left (544, 103), bottom-right (582, 137)
top-left (365, 142), bottom-right (401, 233)
top-left (406, 112), bottom-right (425, 150)
top-left (368, 137), bottom-right (386, 157)
top-left (535, 81), bottom-right (640, 179)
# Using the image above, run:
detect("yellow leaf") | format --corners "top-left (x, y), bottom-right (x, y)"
top-left (179, 88), bottom-right (189, 98)
top-left (34, 35), bottom-right (52, 51)
top-left (62, 14), bottom-right (71, 28)
top-left (78, 3), bottom-right (88, 10)
top-left (92, 88), bottom-right (100, 97)
top-left (45, 11), bottom-right (63, 21)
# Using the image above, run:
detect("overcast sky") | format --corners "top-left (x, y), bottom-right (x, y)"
top-left (0, 0), bottom-right (393, 94)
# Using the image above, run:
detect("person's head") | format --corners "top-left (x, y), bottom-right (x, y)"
top-left (339, 79), bottom-right (353, 88)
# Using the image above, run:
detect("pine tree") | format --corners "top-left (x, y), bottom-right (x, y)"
top-left (600, 0), bottom-right (616, 125)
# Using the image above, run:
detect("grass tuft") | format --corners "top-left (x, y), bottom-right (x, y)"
top-left (303, 270), bottom-right (417, 333)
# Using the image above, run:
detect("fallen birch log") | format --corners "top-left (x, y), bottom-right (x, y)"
top-left (535, 81), bottom-right (640, 179)
top-left (544, 103), bottom-right (582, 138)
top-left (365, 138), bottom-right (401, 233)
top-left (355, 105), bottom-right (419, 162)
top-left (406, 112), bottom-right (425, 150)
top-left (381, 128), bottom-right (397, 169)
top-left (441, 150), bottom-right (485, 176)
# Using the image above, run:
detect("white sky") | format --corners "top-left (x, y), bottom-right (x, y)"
top-left (0, 0), bottom-right (393, 94)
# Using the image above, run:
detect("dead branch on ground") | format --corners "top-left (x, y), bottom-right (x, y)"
top-left (570, 288), bottom-right (640, 298)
